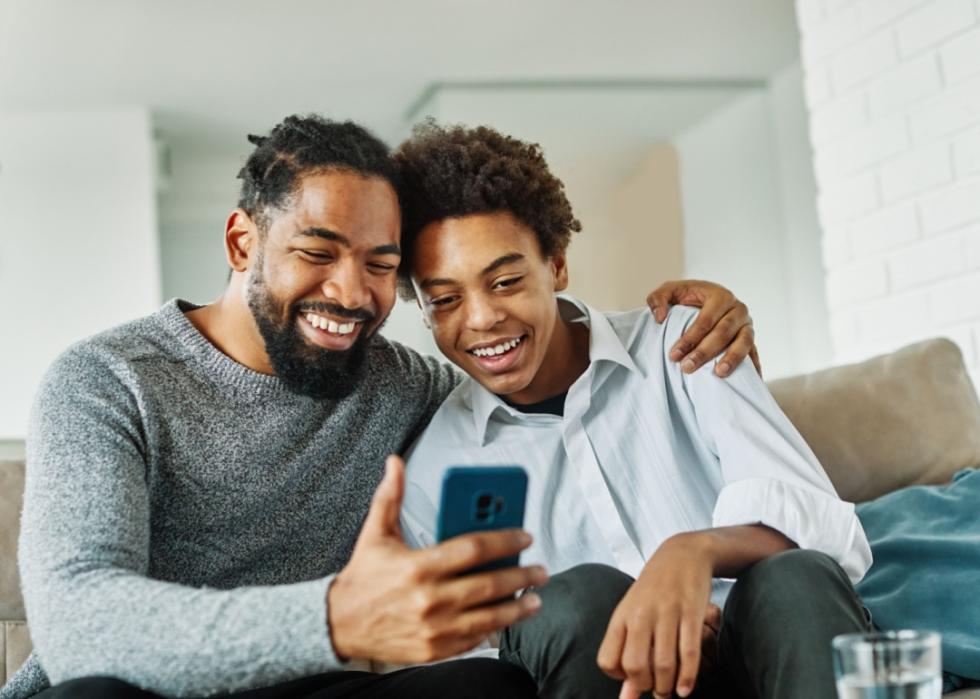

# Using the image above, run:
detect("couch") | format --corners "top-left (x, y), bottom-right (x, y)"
top-left (2, 337), bottom-right (979, 696)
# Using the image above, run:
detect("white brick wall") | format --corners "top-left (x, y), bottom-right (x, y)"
top-left (797, 0), bottom-right (980, 378)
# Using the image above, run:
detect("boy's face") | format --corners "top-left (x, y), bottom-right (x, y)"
top-left (411, 211), bottom-right (569, 402)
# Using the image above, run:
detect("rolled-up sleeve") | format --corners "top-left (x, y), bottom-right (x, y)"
top-left (681, 345), bottom-right (872, 583)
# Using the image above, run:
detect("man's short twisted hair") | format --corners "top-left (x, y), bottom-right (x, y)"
top-left (394, 120), bottom-right (581, 299)
top-left (237, 114), bottom-right (398, 233)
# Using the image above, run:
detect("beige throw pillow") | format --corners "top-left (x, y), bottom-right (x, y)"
top-left (767, 338), bottom-right (980, 503)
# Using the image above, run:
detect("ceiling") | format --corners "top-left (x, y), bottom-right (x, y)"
top-left (0, 0), bottom-right (801, 149)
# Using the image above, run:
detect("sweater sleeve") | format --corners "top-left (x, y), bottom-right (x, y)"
top-left (18, 346), bottom-right (346, 697)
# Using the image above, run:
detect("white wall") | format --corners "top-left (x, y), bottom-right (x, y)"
top-left (674, 80), bottom-right (826, 379)
top-left (158, 145), bottom-right (242, 304)
top-left (0, 108), bottom-right (160, 438)
top-left (797, 0), bottom-right (980, 383)
top-left (769, 62), bottom-right (834, 373)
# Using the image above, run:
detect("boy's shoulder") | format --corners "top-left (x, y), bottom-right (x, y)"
top-left (597, 303), bottom-right (700, 363)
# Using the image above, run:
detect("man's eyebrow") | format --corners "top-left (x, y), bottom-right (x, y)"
top-left (297, 228), bottom-right (400, 256)
top-left (297, 227), bottom-right (349, 246)
top-left (419, 253), bottom-right (525, 291)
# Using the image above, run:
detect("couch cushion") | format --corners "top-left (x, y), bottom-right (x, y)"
top-left (0, 461), bottom-right (25, 620)
top-left (768, 338), bottom-right (980, 503)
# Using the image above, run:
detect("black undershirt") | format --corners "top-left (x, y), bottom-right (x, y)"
top-left (501, 392), bottom-right (567, 417)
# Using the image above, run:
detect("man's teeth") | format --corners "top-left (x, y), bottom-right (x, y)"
top-left (472, 337), bottom-right (523, 357)
top-left (305, 313), bottom-right (357, 335)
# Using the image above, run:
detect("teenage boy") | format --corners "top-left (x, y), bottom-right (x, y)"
top-left (396, 122), bottom-right (872, 699)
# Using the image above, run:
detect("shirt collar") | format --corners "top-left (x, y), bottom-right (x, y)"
top-left (466, 294), bottom-right (641, 445)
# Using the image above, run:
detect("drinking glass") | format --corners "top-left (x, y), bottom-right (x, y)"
top-left (833, 630), bottom-right (942, 699)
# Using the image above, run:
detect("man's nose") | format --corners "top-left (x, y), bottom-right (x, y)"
top-left (322, 260), bottom-right (371, 311)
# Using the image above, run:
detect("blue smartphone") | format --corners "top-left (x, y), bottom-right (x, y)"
top-left (436, 466), bottom-right (528, 574)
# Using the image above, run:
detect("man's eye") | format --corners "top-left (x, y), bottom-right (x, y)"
top-left (368, 263), bottom-right (396, 273)
top-left (302, 250), bottom-right (331, 260)
top-left (429, 296), bottom-right (458, 307)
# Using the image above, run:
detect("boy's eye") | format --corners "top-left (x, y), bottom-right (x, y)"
top-left (495, 276), bottom-right (523, 289)
top-left (302, 250), bottom-right (331, 260)
top-left (429, 295), bottom-right (459, 307)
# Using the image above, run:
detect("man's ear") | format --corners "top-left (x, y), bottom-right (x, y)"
top-left (552, 253), bottom-right (570, 292)
top-left (225, 209), bottom-right (257, 273)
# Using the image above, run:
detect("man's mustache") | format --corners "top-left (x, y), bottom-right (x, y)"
top-left (296, 302), bottom-right (376, 323)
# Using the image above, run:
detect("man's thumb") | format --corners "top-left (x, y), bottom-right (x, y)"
top-left (362, 455), bottom-right (405, 539)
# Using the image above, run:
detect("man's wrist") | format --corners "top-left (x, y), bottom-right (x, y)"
top-left (326, 574), bottom-right (353, 662)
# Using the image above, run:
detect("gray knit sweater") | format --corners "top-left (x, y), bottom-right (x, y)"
top-left (2, 300), bottom-right (458, 698)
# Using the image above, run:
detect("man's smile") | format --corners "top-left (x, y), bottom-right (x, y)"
top-left (301, 311), bottom-right (365, 350)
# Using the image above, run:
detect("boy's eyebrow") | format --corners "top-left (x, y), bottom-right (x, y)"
top-left (419, 253), bottom-right (526, 291)
top-left (481, 253), bottom-right (525, 276)
top-left (297, 227), bottom-right (400, 256)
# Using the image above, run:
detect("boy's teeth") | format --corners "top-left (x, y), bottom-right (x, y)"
top-left (474, 337), bottom-right (522, 357)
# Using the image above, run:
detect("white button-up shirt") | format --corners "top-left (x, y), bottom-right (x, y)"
top-left (402, 297), bottom-right (871, 605)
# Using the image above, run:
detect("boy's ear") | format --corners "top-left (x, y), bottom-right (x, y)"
top-left (225, 209), bottom-right (257, 273)
top-left (552, 253), bottom-right (569, 292)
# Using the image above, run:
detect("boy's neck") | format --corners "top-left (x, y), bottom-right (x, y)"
top-left (504, 310), bottom-right (591, 405)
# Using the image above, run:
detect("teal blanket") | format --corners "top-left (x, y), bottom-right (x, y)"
top-left (857, 468), bottom-right (980, 687)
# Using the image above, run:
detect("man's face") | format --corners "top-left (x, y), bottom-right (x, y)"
top-left (246, 170), bottom-right (401, 398)
top-left (411, 211), bottom-right (567, 402)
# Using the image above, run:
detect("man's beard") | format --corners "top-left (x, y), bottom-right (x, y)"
top-left (246, 268), bottom-right (380, 400)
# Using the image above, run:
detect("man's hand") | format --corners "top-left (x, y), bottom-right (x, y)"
top-left (597, 534), bottom-right (714, 699)
top-left (646, 280), bottom-right (761, 378)
top-left (327, 455), bottom-right (547, 664)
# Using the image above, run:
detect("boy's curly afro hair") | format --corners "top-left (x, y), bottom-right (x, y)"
top-left (394, 120), bottom-right (581, 299)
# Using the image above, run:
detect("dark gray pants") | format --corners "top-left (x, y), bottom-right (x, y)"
top-left (499, 550), bottom-right (871, 699)
top-left (31, 658), bottom-right (537, 698)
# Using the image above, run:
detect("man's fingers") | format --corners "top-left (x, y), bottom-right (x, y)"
top-left (597, 620), bottom-right (628, 680)
top-left (652, 614), bottom-right (679, 698)
top-left (422, 529), bottom-right (533, 576)
top-left (675, 613), bottom-right (703, 698)
top-left (669, 297), bottom-right (735, 365)
top-left (714, 324), bottom-right (757, 378)
top-left (359, 455), bottom-right (406, 540)
top-left (709, 317), bottom-right (755, 377)
top-left (647, 282), bottom-right (693, 324)
top-left (439, 592), bottom-right (542, 640)
top-left (674, 309), bottom-right (740, 375)
top-left (434, 565), bottom-right (549, 610)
